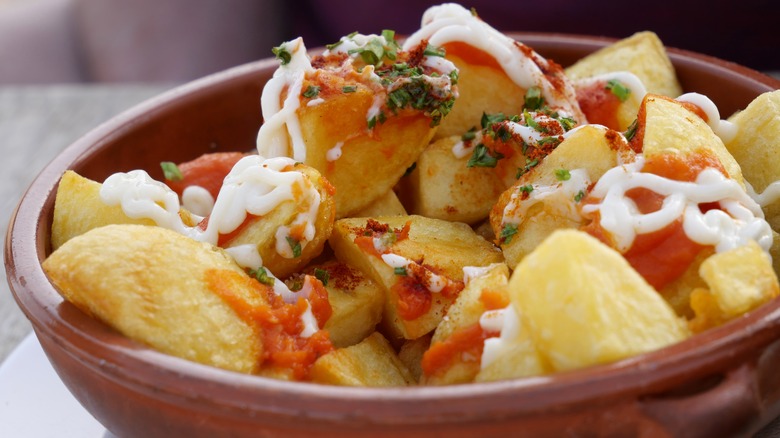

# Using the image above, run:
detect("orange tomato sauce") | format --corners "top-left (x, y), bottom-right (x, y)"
top-left (576, 81), bottom-right (622, 130)
top-left (582, 151), bottom-right (727, 290)
top-left (165, 152), bottom-right (245, 198)
top-left (442, 42), bottom-right (502, 70)
top-left (206, 269), bottom-right (333, 380)
top-left (421, 323), bottom-right (499, 378)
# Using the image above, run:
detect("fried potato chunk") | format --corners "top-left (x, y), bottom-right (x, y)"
top-left (222, 162), bottom-right (336, 278)
top-left (491, 125), bottom-right (633, 268)
top-left (51, 170), bottom-right (196, 250)
top-left (43, 224), bottom-right (264, 374)
top-left (725, 90), bottom-right (780, 230)
top-left (329, 215), bottom-right (504, 340)
top-left (639, 94), bottom-right (743, 183)
top-left (310, 332), bottom-right (415, 386)
top-left (405, 135), bottom-right (525, 224)
top-left (690, 241), bottom-right (780, 332)
top-left (312, 261), bottom-right (385, 348)
top-left (565, 31), bottom-right (682, 98)
top-left (422, 263), bottom-right (510, 385)
top-left (509, 229), bottom-right (689, 372)
top-left (298, 85), bottom-right (437, 217)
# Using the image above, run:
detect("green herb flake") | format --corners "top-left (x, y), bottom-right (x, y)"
top-left (314, 268), bottom-right (330, 286)
top-left (606, 79), bottom-right (631, 102)
top-left (523, 110), bottom-right (546, 133)
top-left (574, 190), bottom-right (586, 203)
top-left (625, 119), bottom-right (639, 141)
top-left (272, 45), bottom-right (292, 65)
top-left (558, 116), bottom-right (576, 131)
top-left (285, 236), bottom-right (302, 258)
top-left (424, 44), bottom-right (446, 58)
top-left (516, 158), bottom-right (539, 179)
top-left (499, 223), bottom-right (518, 245)
top-left (524, 86), bottom-right (544, 111)
top-left (518, 184), bottom-right (534, 194)
top-left (555, 169), bottom-right (571, 181)
top-left (481, 112), bottom-right (508, 130)
top-left (467, 144), bottom-right (503, 168)
top-left (461, 128), bottom-right (477, 142)
top-left (249, 266), bottom-right (275, 287)
top-left (394, 266), bottom-right (408, 276)
top-left (342, 85), bottom-right (357, 93)
top-left (160, 161), bottom-right (183, 181)
top-left (325, 39), bottom-right (343, 51)
top-left (302, 85), bottom-right (320, 98)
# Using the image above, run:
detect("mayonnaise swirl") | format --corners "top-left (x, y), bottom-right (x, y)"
top-left (403, 3), bottom-right (585, 122)
top-left (581, 155), bottom-right (772, 253)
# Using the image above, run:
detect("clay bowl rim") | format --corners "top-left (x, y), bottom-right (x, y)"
top-left (6, 32), bottom-right (780, 424)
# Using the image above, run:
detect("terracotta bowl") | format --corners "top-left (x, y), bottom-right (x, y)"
top-left (6, 33), bottom-right (780, 438)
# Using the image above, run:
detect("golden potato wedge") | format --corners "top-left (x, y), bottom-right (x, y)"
top-left (405, 135), bottom-right (525, 224)
top-left (398, 334), bottom-right (431, 383)
top-left (51, 170), bottom-right (196, 250)
top-left (725, 90), bottom-right (780, 230)
top-left (474, 305), bottom-right (550, 383)
top-left (297, 85), bottom-right (437, 217)
top-left (351, 189), bottom-right (407, 218)
top-left (310, 332), bottom-right (415, 386)
top-left (510, 229), bottom-right (689, 372)
top-left (222, 162), bottom-right (336, 278)
top-left (43, 224), bottom-right (265, 374)
top-left (432, 49), bottom-right (525, 139)
top-left (639, 94), bottom-right (743, 183)
top-left (312, 261), bottom-right (385, 348)
top-left (422, 263), bottom-right (509, 385)
top-left (689, 241), bottom-right (780, 332)
top-left (565, 31), bottom-right (682, 98)
top-left (329, 215), bottom-right (504, 340)
top-left (491, 125), bottom-right (633, 267)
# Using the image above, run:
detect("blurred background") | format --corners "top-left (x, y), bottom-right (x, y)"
top-left (0, 0), bottom-right (778, 85)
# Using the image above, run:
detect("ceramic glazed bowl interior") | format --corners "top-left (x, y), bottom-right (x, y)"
top-left (6, 33), bottom-right (780, 438)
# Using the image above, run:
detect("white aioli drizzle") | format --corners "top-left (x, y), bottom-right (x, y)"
top-left (747, 180), bottom-right (780, 208)
top-left (676, 92), bottom-right (738, 144)
top-left (181, 185), bottom-right (214, 217)
top-left (502, 168), bottom-right (592, 225)
top-left (101, 155), bottom-right (321, 261)
top-left (256, 38), bottom-right (313, 161)
top-left (480, 305), bottom-right (521, 369)
top-left (404, 3), bottom-right (584, 122)
top-left (581, 155), bottom-right (773, 253)
top-left (380, 253), bottom-right (450, 293)
top-left (326, 142), bottom-right (344, 162)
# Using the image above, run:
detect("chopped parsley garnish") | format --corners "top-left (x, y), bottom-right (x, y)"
top-left (625, 119), bottom-right (638, 141)
top-left (523, 110), bottom-right (546, 133)
top-left (461, 128), bottom-right (477, 142)
top-left (558, 116), bottom-right (576, 131)
top-left (285, 236), bottom-right (302, 258)
top-left (367, 111), bottom-right (386, 129)
top-left (524, 86), bottom-right (544, 111)
top-left (383, 76), bottom-right (454, 127)
top-left (249, 266), bottom-right (275, 287)
top-left (518, 184), bottom-right (534, 194)
top-left (314, 268), bottom-right (329, 286)
top-left (555, 169), bottom-right (571, 181)
top-left (302, 85), bottom-right (320, 98)
top-left (499, 223), bottom-right (518, 245)
top-left (424, 43), bottom-right (446, 58)
top-left (394, 266), bottom-right (408, 276)
top-left (516, 158), bottom-right (539, 178)
top-left (342, 85), bottom-right (357, 93)
top-left (272, 45), bottom-right (292, 65)
top-left (160, 161), bottom-right (183, 181)
top-left (536, 136), bottom-right (563, 148)
top-left (467, 144), bottom-right (504, 168)
top-left (481, 112), bottom-right (510, 129)
top-left (606, 79), bottom-right (631, 102)
top-left (574, 190), bottom-right (586, 203)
